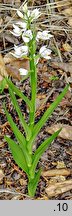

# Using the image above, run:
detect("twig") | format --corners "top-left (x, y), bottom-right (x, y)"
top-left (0, 188), bottom-right (32, 199)
top-left (42, 168), bottom-right (72, 177)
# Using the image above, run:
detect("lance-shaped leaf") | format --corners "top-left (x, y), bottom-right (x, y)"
top-left (29, 129), bottom-right (61, 178)
top-left (28, 168), bottom-right (42, 197)
top-left (0, 78), bottom-right (7, 94)
top-left (9, 87), bottom-right (31, 141)
top-left (6, 78), bottom-right (32, 111)
top-left (27, 84), bottom-right (69, 153)
top-left (5, 136), bottom-right (29, 175)
top-left (4, 106), bottom-right (32, 167)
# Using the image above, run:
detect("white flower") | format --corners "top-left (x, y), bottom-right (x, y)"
top-left (23, 4), bottom-right (41, 21)
top-left (11, 45), bottom-right (28, 58)
top-left (17, 10), bottom-right (23, 18)
top-left (10, 24), bottom-right (22, 37)
top-left (36, 30), bottom-right (53, 41)
top-left (16, 21), bottom-right (27, 30)
top-left (31, 8), bottom-right (41, 21)
top-left (17, 5), bottom-right (41, 22)
top-left (19, 68), bottom-right (28, 75)
top-left (22, 30), bottom-right (33, 43)
top-left (39, 46), bottom-right (52, 60)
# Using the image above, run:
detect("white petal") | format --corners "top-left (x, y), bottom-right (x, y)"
top-left (14, 45), bottom-right (22, 54)
top-left (22, 35), bottom-right (30, 43)
top-left (13, 24), bottom-right (20, 30)
top-left (22, 30), bottom-right (33, 43)
top-left (17, 10), bottom-right (23, 18)
top-left (39, 46), bottom-right (47, 54)
top-left (26, 30), bottom-right (33, 38)
top-left (13, 45), bottom-right (28, 58)
top-left (39, 46), bottom-right (52, 60)
top-left (10, 31), bottom-right (21, 37)
top-left (24, 10), bottom-right (30, 21)
top-left (36, 30), bottom-right (53, 41)
top-left (43, 56), bottom-right (51, 60)
top-left (14, 45), bottom-right (28, 52)
top-left (31, 8), bottom-right (41, 20)
top-left (23, 3), bottom-right (28, 13)
top-left (19, 68), bottom-right (28, 75)
top-left (23, 3), bottom-right (30, 20)
top-left (16, 21), bottom-right (27, 30)
top-left (39, 46), bottom-right (51, 54)
top-left (42, 30), bottom-right (50, 35)
top-left (27, 10), bottom-right (30, 17)
top-left (44, 48), bottom-right (52, 55)
top-left (10, 52), bottom-right (21, 58)
top-left (20, 45), bottom-right (28, 54)
top-left (42, 31), bottom-right (53, 40)
top-left (11, 24), bottom-right (22, 37)
top-left (36, 31), bottom-right (42, 41)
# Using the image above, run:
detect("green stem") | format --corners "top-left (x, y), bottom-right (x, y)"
top-left (29, 38), bottom-right (37, 130)
top-left (28, 168), bottom-right (42, 197)
top-left (30, 59), bottom-right (37, 128)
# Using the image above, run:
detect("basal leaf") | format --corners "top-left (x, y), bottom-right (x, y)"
top-left (30, 129), bottom-right (61, 177)
top-left (4, 106), bottom-right (32, 167)
top-left (6, 78), bottom-right (32, 111)
top-left (5, 136), bottom-right (29, 175)
top-left (9, 87), bottom-right (31, 140)
top-left (0, 78), bottom-right (7, 94)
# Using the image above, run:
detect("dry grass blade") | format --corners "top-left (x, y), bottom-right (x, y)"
top-left (0, 188), bottom-right (32, 199)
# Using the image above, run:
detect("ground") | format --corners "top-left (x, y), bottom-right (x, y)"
top-left (0, 0), bottom-right (72, 200)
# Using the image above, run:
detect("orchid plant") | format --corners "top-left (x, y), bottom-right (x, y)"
top-left (4, 4), bottom-right (69, 197)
